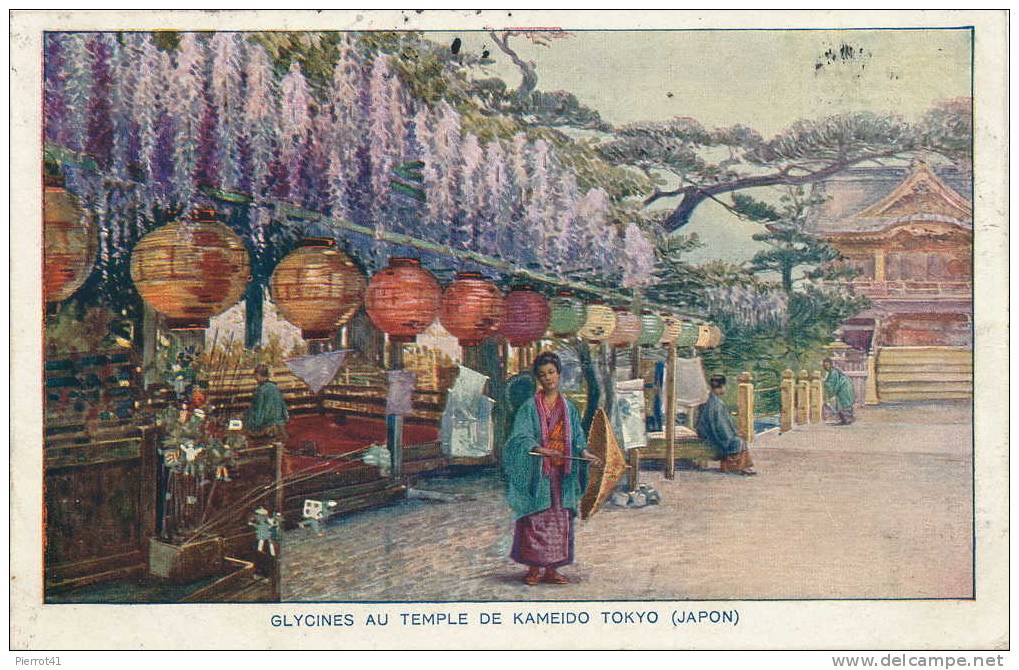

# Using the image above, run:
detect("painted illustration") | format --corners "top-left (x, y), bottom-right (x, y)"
top-left (38, 24), bottom-right (973, 605)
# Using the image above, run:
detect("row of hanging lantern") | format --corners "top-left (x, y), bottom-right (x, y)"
top-left (114, 209), bottom-right (724, 349)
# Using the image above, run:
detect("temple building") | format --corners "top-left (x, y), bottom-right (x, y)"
top-left (806, 162), bottom-right (973, 402)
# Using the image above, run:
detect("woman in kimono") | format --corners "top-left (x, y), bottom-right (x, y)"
top-left (503, 352), bottom-right (601, 585)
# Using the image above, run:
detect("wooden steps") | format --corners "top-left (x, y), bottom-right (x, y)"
top-left (877, 346), bottom-right (973, 400)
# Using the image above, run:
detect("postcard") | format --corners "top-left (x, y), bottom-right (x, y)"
top-left (9, 9), bottom-right (1008, 651)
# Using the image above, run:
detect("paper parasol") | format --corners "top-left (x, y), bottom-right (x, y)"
top-left (580, 408), bottom-right (627, 520)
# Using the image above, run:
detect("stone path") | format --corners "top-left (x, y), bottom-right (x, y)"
top-left (282, 400), bottom-right (972, 601)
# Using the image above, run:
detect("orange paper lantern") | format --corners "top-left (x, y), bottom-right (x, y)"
top-left (439, 272), bottom-right (505, 346)
top-left (365, 257), bottom-right (441, 342)
top-left (270, 238), bottom-right (365, 341)
top-left (43, 185), bottom-right (98, 304)
top-left (130, 208), bottom-right (250, 330)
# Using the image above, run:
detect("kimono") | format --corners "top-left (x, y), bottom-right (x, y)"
top-left (246, 381), bottom-right (290, 437)
top-left (696, 393), bottom-right (754, 472)
top-left (503, 393), bottom-right (588, 568)
top-left (824, 367), bottom-right (856, 424)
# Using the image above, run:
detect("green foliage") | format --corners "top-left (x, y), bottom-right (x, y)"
top-left (741, 187), bottom-right (842, 293)
top-left (730, 193), bottom-right (781, 222)
top-left (700, 285), bottom-right (868, 412)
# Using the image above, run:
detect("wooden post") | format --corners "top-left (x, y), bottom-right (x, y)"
top-left (628, 344), bottom-right (641, 491)
top-left (810, 370), bottom-right (823, 423)
top-left (796, 369), bottom-right (810, 425)
top-left (142, 303), bottom-right (158, 388)
top-left (865, 349), bottom-right (880, 405)
top-left (664, 345), bottom-right (678, 480)
top-left (387, 341), bottom-right (404, 483)
top-left (736, 371), bottom-right (754, 444)
top-left (272, 440), bottom-right (283, 602)
top-left (780, 369), bottom-right (795, 432)
top-left (139, 427), bottom-right (158, 552)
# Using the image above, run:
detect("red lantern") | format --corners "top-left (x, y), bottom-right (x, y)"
top-left (44, 185), bottom-right (98, 304)
top-left (130, 208), bottom-right (250, 330)
top-left (499, 285), bottom-right (550, 346)
top-left (439, 272), bottom-right (505, 346)
top-left (365, 257), bottom-right (441, 342)
top-left (606, 308), bottom-right (641, 348)
top-left (270, 238), bottom-right (365, 341)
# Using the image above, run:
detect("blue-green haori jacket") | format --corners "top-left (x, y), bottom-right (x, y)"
top-left (502, 397), bottom-right (589, 520)
top-left (824, 367), bottom-right (856, 411)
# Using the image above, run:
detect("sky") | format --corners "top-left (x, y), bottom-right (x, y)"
top-left (428, 29), bottom-right (972, 263)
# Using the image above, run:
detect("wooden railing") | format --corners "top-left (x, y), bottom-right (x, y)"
top-left (840, 280), bottom-right (972, 298)
top-left (738, 368), bottom-right (827, 438)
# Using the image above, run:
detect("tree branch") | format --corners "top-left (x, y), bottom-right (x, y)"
top-left (489, 31), bottom-right (538, 105)
top-left (658, 149), bottom-right (901, 231)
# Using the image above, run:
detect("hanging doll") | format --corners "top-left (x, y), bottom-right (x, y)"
top-left (179, 439), bottom-right (204, 477)
top-left (298, 499), bottom-right (338, 535)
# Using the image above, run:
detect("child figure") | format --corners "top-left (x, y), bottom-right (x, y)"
top-left (250, 507), bottom-right (277, 556)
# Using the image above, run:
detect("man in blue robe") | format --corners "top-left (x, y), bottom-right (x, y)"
top-left (696, 374), bottom-right (756, 476)
top-left (246, 364), bottom-right (289, 440)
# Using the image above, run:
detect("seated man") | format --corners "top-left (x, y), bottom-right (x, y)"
top-left (695, 374), bottom-right (756, 476)
top-left (822, 358), bottom-right (856, 425)
top-left (246, 364), bottom-right (290, 441)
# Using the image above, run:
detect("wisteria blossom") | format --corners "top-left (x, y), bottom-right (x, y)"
top-left (43, 31), bottom-right (625, 279)
top-left (703, 284), bottom-right (788, 328)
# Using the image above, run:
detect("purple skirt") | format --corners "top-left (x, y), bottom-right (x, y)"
top-left (510, 466), bottom-right (574, 568)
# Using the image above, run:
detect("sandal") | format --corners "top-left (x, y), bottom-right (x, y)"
top-left (542, 571), bottom-right (569, 584)
top-left (523, 570), bottom-right (542, 586)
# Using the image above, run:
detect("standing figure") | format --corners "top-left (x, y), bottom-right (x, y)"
top-left (823, 358), bottom-right (856, 425)
top-left (250, 507), bottom-right (279, 556)
top-left (503, 352), bottom-right (601, 586)
top-left (245, 364), bottom-right (290, 441)
top-left (696, 375), bottom-right (757, 476)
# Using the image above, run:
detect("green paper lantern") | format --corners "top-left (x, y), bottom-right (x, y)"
top-left (638, 311), bottom-right (665, 346)
top-left (547, 291), bottom-right (587, 337)
top-left (676, 320), bottom-right (700, 348)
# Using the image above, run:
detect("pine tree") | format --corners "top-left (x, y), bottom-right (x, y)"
top-left (735, 188), bottom-right (842, 294)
